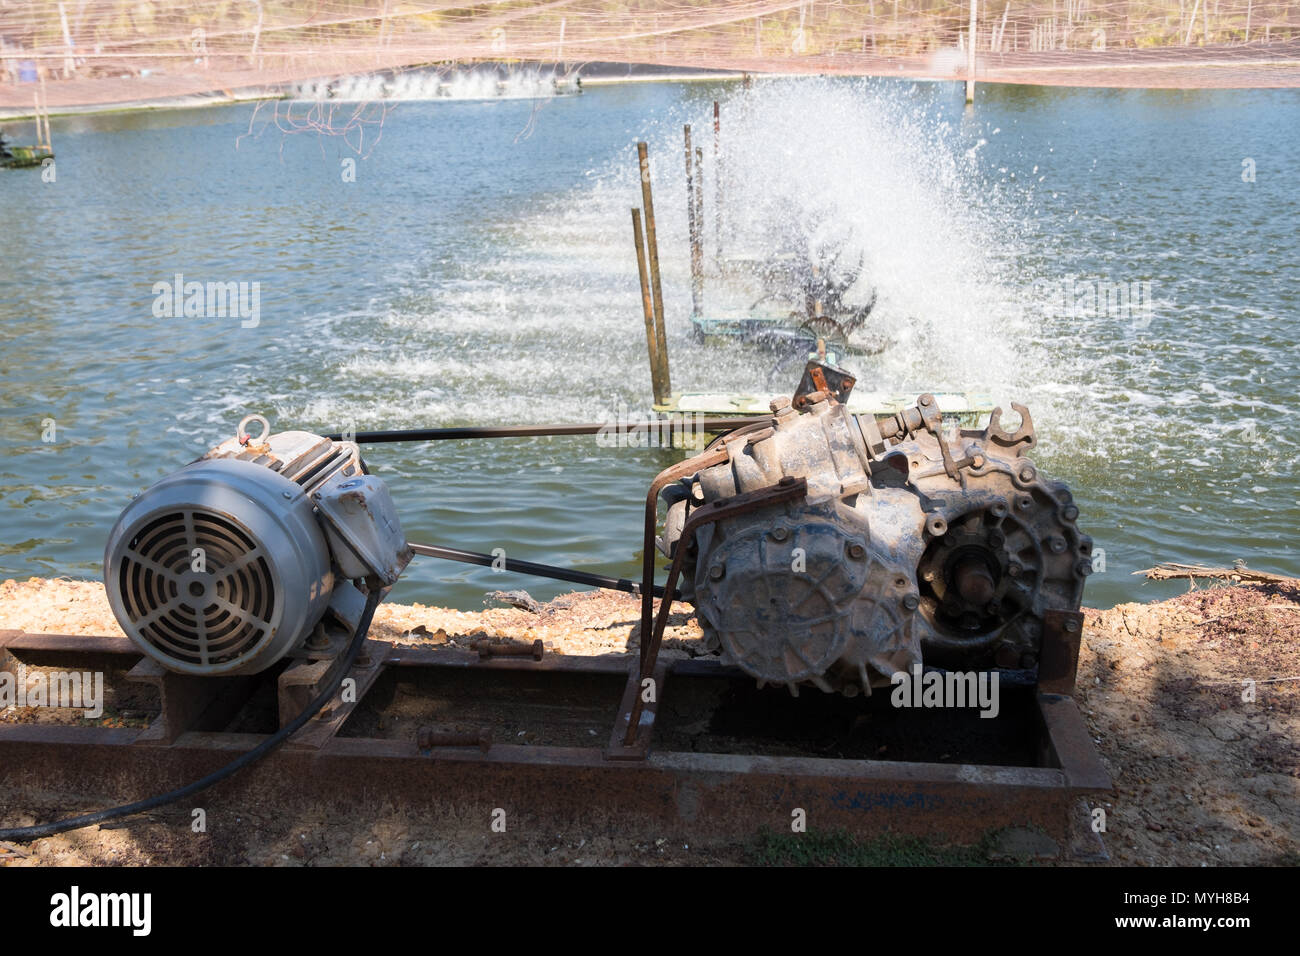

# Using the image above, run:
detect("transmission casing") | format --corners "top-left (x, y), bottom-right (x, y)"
top-left (657, 392), bottom-right (1092, 694)
top-left (105, 423), bottom-right (410, 677)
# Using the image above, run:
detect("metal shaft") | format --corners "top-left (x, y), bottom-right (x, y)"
top-left (407, 541), bottom-right (673, 599)
top-left (685, 124), bottom-right (701, 316)
top-left (327, 417), bottom-right (766, 444)
top-left (713, 100), bottom-right (722, 263)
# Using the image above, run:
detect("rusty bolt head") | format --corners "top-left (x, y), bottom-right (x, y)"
top-left (902, 595), bottom-right (920, 611)
top-left (848, 543), bottom-right (866, 559)
top-left (1018, 465), bottom-right (1036, 483)
top-left (770, 527), bottom-right (789, 542)
top-left (918, 393), bottom-right (935, 406)
top-left (1007, 562), bottom-right (1022, 577)
top-left (1063, 618), bottom-right (1081, 634)
top-left (708, 564), bottom-right (725, 581)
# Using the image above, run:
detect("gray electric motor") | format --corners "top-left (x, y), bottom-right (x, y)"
top-left (105, 416), bottom-right (411, 677)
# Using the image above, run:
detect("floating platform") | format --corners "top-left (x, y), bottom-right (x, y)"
top-left (0, 145), bottom-right (53, 169)
top-left (660, 390), bottom-right (996, 427)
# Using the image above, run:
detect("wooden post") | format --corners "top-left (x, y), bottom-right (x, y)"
top-left (1184, 0), bottom-right (1200, 45)
top-left (684, 125), bottom-right (701, 316)
top-left (632, 209), bottom-right (664, 404)
top-left (694, 145), bottom-right (704, 289)
top-left (966, 0), bottom-right (978, 103)
top-left (637, 142), bottom-right (671, 405)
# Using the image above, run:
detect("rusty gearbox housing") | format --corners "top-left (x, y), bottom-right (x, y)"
top-left (656, 382), bottom-right (1093, 695)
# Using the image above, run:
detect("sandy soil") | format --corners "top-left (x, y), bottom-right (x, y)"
top-left (1, 575), bottom-right (1296, 867)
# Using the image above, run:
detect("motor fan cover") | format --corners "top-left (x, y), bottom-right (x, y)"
top-left (104, 458), bottom-right (334, 676)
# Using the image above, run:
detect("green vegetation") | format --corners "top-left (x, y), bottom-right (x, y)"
top-left (748, 826), bottom-right (1009, 867)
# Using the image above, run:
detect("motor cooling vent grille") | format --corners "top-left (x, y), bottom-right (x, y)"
top-left (117, 509), bottom-right (277, 669)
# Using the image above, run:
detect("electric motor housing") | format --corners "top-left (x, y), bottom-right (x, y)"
top-left (104, 421), bottom-right (410, 677)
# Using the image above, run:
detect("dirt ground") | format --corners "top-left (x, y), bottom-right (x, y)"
top-left (1, 575), bottom-right (1296, 867)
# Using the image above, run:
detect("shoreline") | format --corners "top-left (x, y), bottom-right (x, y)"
top-left (2, 574), bottom-right (1296, 866)
top-left (0, 63), bottom-right (748, 124)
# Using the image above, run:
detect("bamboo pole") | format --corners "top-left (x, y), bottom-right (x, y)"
top-left (966, 0), bottom-right (978, 103)
top-left (684, 124), bottom-right (701, 316)
top-left (637, 142), bottom-right (671, 404)
top-left (1185, 0), bottom-right (1200, 45)
top-left (632, 208), bottom-right (664, 404)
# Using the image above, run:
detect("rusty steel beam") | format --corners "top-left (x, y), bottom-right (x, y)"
top-left (0, 701), bottom-right (1105, 844)
top-left (0, 632), bottom-right (1110, 845)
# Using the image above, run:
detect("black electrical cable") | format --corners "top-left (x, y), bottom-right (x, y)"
top-left (0, 590), bottom-right (382, 843)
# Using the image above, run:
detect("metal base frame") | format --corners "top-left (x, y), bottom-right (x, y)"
top-left (0, 629), bottom-right (1111, 849)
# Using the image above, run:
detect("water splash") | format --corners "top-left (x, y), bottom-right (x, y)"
top-left (307, 76), bottom-right (1049, 433)
top-left (290, 67), bottom-right (580, 103)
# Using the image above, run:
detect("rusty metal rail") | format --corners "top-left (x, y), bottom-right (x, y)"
top-left (0, 629), bottom-right (1110, 848)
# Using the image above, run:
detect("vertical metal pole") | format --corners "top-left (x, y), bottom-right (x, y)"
top-left (966, 0), bottom-right (978, 103)
top-left (632, 209), bottom-right (664, 404)
top-left (713, 101), bottom-right (723, 265)
top-left (684, 125), bottom-right (700, 317)
top-left (694, 146), bottom-right (704, 296)
top-left (638, 142), bottom-right (671, 405)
